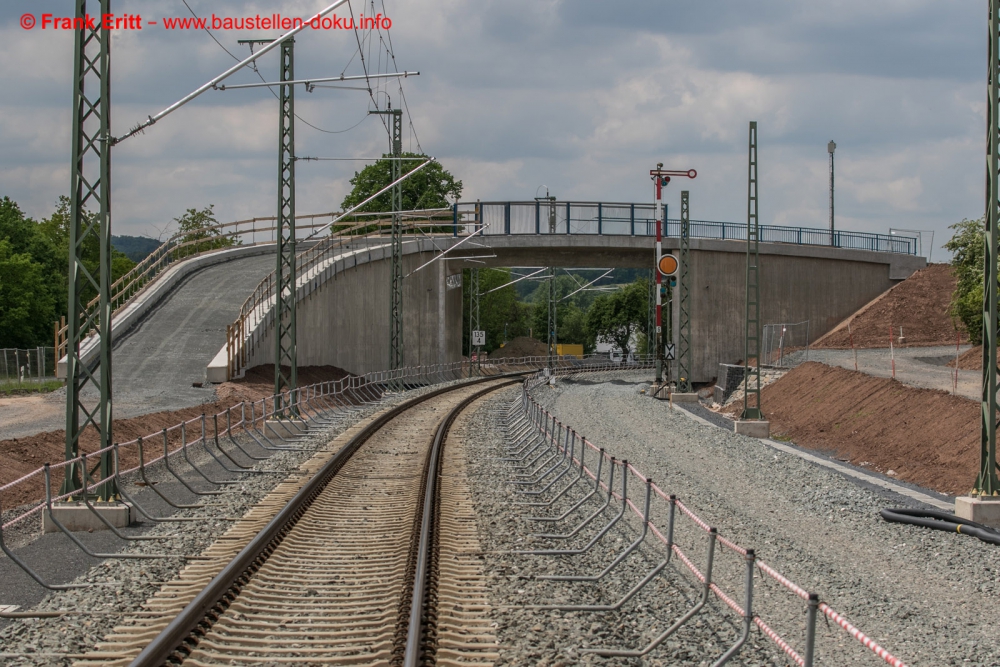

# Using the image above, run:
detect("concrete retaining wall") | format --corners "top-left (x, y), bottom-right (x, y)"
top-left (678, 244), bottom-right (905, 383)
top-left (208, 238), bottom-right (463, 380)
top-left (442, 234), bottom-right (926, 383)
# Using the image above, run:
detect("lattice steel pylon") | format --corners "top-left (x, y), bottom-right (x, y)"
top-left (677, 190), bottom-right (694, 393)
top-left (371, 106), bottom-right (404, 382)
top-left (64, 0), bottom-right (115, 500)
top-left (469, 268), bottom-right (480, 376)
top-left (547, 267), bottom-right (557, 369)
top-left (274, 38), bottom-right (298, 413)
top-left (389, 109), bottom-right (403, 377)
top-left (978, 0), bottom-right (1000, 496)
top-left (664, 276), bottom-right (673, 388)
top-left (741, 121), bottom-right (764, 420)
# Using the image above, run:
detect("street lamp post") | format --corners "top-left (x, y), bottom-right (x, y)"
top-left (828, 140), bottom-right (836, 246)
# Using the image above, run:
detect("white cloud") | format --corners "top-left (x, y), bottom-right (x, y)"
top-left (0, 0), bottom-right (988, 258)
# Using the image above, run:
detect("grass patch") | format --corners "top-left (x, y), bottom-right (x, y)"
top-left (0, 379), bottom-right (63, 396)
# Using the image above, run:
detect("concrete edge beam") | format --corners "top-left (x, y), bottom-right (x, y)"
top-left (955, 496), bottom-right (1000, 530)
top-left (42, 502), bottom-right (132, 533)
top-left (735, 420), bottom-right (771, 439)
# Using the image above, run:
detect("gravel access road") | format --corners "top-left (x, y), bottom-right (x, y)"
top-left (0, 253), bottom-right (274, 441)
top-left (788, 345), bottom-right (978, 400)
top-left (472, 373), bottom-right (999, 666)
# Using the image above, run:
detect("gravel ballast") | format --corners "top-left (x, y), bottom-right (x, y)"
top-left (6, 371), bottom-right (997, 665)
top-left (464, 372), bottom-right (999, 666)
top-left (0, 387), bottom-right (441, 666)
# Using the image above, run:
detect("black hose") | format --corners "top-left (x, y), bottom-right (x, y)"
top-left (880, 507), bottom-right (1000, 546)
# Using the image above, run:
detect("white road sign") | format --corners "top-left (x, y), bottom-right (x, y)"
top-left (472, 330), bottom-right (486, 346)
top-left (665, 343), bottom-right (676, 360)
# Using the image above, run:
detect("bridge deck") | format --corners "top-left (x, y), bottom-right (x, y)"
top-left (0, 253), bottom-right (274, 441)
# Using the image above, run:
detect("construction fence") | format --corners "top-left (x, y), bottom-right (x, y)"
top-left (0, 347), bottom-right (58, 385)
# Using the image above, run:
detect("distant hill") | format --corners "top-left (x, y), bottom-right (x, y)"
top-left (112, 235), bottom-right (162, 263)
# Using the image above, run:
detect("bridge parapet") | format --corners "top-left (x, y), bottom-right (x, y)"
top-left (452, 201), bottom-right (918, 255)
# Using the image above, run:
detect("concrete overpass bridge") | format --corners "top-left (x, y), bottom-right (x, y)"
top-left (63, 201), bottom-right (924, 411)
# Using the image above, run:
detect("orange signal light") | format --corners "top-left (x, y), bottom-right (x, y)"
top-left (657, 254), bottom-right (679, 276)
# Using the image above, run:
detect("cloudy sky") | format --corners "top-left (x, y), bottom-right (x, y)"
top-left (0, 0), bottom-right (985, 259)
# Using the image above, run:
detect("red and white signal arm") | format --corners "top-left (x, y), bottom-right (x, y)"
top-left (657, 253), bottom-right (679, 277)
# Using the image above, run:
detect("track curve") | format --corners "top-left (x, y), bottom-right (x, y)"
top-left (75, 376), bottom-right (516, 667)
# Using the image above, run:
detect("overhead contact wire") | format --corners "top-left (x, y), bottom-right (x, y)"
top-left (183, 0), bottom-right (371, 135)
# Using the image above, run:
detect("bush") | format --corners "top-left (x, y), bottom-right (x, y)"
top-left (946, 218), bottom-right (987, 343)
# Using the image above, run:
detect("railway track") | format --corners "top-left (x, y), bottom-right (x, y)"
top-left (75, 376), bottom-right (516, 667)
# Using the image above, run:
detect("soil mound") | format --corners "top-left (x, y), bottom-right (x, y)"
top-left (723, 361), bottom-right (978, 495)
top-left (948, 345), bottom-right (993, 371)
top-left (487, 336), bottom-right (548, 359)
top-left (812, 263), bottom-right (963, 348)
top-left (0, 365), bottom-right (350, 510)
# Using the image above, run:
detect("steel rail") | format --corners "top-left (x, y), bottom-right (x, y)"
top-left (128, 373), bottom-right (524, 667)
top-left (402, 379), bottom-right (520, 667)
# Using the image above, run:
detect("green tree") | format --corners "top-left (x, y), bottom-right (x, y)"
top-left (559, 303), bottom-right (594, 352)
top-left (0, 198), bottom-right (62, 345)
top-left (1, 197), bottom-right (63, 287)
top-left (585, 278), bottom-right (649, 354)
top-left (173, 205), bottom-right (235, 258)
top-left (41, 196), bottom-right (135, 311)
top-left (462, 268), bottom-right (531, 354)
top-left (527, 273), bottom-right (613, 353)
top-left (0, 196), bottom-right (138, 347)
top-left (35, 195), bottom-right (136, 305)
top-left (945, 218), bottom-right (986, 343)
top-left (0, 240), bottom-right (56, 348)
top-left (341, 153), bottom-right (462, 215)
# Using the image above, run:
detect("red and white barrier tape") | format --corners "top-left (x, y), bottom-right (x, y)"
top-left (671, 544), bottom-right (706, 584)
top-left (757, 560), bottom-right (810, 601)
top-left (676, 499), bottom-right (712, 533)
top-left (820, 604), bottom-right (909, 667)
top-left (754, 617), bottom-right (806, 666)
top-left (520, 388), bottom-right (914, 667)
top-left (709, 583), bottom-right (745, 616)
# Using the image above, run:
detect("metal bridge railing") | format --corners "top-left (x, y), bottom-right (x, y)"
top-left (56, 200), bottom-right (914, 377)
top-left (452, 201), bottom-right (918, 255)
top-left (55, 207), bottom-right (453, 368)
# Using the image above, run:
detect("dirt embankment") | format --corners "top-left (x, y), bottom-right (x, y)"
top-left (0, 365), bottom-right (349, 509)
top-left (486, 336), bottom-right (548, 359)
top-left (723, 361), bottom-right (978, 496)
top-left (813, 263), bottom-right (964, 349)
top-left (948, 345), bottom-right (999, 371)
